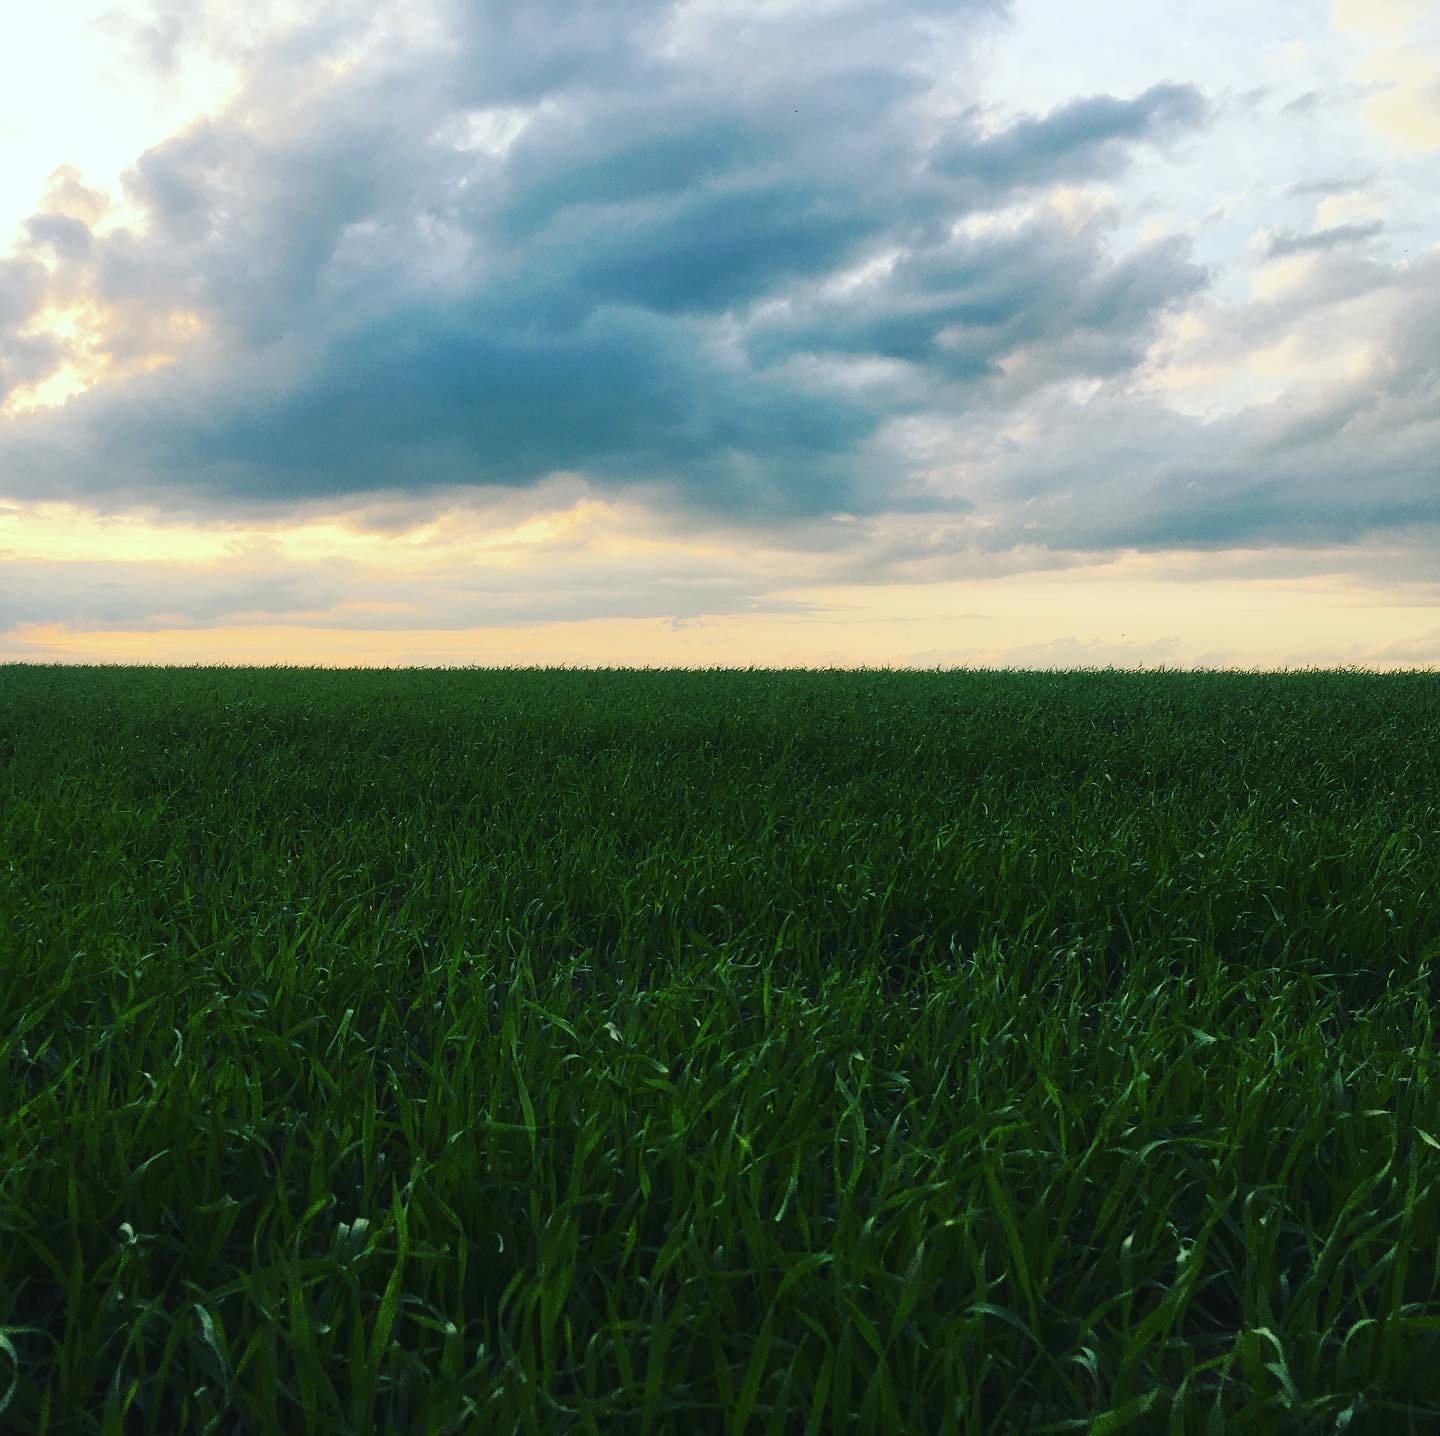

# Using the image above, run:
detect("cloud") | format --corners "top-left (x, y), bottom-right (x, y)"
top-left (0, 256), bottom-right (45, 332)
top-left (0, 255), bottom-right (57, 406)
top-left (0, 0), bottom-right (1216, 537)
top-left (929, 246), bottom-right (1440, 555)
top-left (745, 214), bottom-right (1207, 403)
top-left (1262, 220), bottom-right (1385, 257)
top-left (0, 486), bottom-right (838, 633)
top-left (23, 214), bottom-right (94, 263)
top-left (448, 0), bottom-right (672, 105)
top-left (1280, 90), bottom-right (1323, 117)
top-left (930, 83), bottom-right (1208, 198)
top-left (1281, 173), bottom-right (1377, 198)
top-left (35, 165), bottom-right (110, 226)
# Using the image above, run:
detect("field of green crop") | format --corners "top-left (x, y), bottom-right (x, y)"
top-left (2, 663), bottom-right (1437, 1433)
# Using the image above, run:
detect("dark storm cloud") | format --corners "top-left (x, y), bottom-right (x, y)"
top-left (489, 61), bottom-right (933, 242)
top-left (931, 82), bottom-right (1208, 198)
top-left (747, 221), bottom-right (1207, 391)
top-left (2, 0), bottom-right (1218, 538)
top-left (495, 114), bottom-right (767, 241)
top-left (447, 0), bottom-right (670, 104)
top-left (517, 180), bottom-right (878, 319)
top-left (158, 300), bottom-right (887, 520)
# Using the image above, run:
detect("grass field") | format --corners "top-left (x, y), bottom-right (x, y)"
top-left (2, 663), bottom-right (1437, 1433)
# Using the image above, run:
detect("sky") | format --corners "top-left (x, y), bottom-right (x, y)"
top-left (0, 0), bottom-right (1437, 669)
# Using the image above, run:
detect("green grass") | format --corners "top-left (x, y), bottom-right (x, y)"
top-left (2, 662), bottom-right (1437, 1434)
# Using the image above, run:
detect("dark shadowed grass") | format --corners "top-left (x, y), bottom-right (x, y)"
top-left (1, 663), bottom-right (1437, 1433)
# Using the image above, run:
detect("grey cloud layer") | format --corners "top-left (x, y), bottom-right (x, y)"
top-left (2, 0), bottom-right (1216, 534)
top-left (0, 255), bottom-right (55, 404)
top-left (914, 248), bottom-right (1440, 557)
top-left (747, 218), bottom-right (1206, 392)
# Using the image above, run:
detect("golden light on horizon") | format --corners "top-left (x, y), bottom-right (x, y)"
top-left (0, 490), bottom-right (725, 578)
top-left (0, 500), bottom-right (240, 565)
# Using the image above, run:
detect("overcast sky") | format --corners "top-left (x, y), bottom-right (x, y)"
top-left (1, 0), bottom-right (1437, 668)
